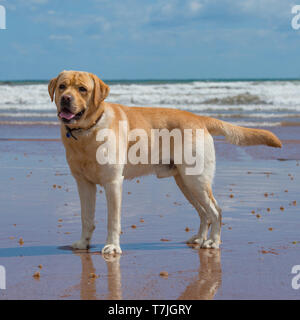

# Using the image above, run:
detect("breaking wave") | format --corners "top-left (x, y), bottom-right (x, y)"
top-left (1, 79), bottom-right (300, 127)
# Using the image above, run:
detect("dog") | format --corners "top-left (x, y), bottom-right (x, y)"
top-left (48, 70), bottom-right (282, 255)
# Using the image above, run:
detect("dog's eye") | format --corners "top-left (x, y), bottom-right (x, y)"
top-left (59, 84), bottom-right (66, 90)
top-left (79, 86), bottom-right (87, 92)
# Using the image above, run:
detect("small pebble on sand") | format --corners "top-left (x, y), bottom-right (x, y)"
top-left (159, 271), bottom-right (168, 278)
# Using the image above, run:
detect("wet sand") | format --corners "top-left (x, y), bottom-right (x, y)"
top-left (0, 124), bottom-right (300, 299)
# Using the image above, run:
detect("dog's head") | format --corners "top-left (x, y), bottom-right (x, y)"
top-left (48, 70), bottom-right (110, 127)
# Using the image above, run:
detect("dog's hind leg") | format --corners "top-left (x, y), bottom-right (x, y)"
top-left (201, 186), bottom-right (222, 249)
top-left (175, 131), bottom-right (222, 248)
top-left (72, 177), bottom-right (97, 250)
top-left (174, 174), bottom-right (211, 247)
top-left (176, 158), bottom-right (222, 249)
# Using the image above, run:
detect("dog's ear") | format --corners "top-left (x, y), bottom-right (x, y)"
top-left (48, 77), bottom-right (58, 102)
top-left (91, 74), bottom-right (110, 106)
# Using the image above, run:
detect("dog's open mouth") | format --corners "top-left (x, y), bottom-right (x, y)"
top-left (58, 109), bottom-right (85, 123)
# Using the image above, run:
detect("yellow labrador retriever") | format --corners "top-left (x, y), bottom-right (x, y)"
top-left (48, 70), bottom-right (282, 255)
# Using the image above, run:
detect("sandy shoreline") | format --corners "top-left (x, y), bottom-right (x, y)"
top-left (0, 124), bottom-right (300, 299)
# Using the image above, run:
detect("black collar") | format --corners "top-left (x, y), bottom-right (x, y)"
top-left (65, 112), bottom-right (103, 141)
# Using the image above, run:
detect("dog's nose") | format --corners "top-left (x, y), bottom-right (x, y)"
top-left (61, 95), bottom-right (72, 106)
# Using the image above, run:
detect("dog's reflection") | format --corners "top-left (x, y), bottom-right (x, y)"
top-left (178, 249), bottom-right (222, 300)
top-left (102, 254), bottom-right (122, 300)
top-left (75, 248), bottom-right (221, 300)
top-left (78, 253), bottom-right (97, 300)
top-left (75, 252), bottom-right (122, 300)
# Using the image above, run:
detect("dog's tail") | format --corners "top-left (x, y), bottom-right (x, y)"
top-left (203, 117), bottom-right (282, 148)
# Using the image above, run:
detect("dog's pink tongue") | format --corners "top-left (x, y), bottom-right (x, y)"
top-left (59, 111), bottom-right (75, 120)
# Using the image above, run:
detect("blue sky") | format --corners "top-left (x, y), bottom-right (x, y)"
top-left (0, 0), bottom-right (299, 80)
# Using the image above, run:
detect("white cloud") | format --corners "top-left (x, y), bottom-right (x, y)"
top-left (189, 1), bottom-right (202, 13)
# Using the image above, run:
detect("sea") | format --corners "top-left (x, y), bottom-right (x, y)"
top-left (1, 79), bottom-right (300, 127)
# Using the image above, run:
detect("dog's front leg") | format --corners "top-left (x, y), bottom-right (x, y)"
top-left (102, 178), bottom-right (124, 255)
top-left (72, 177), bottom-right (96, 250)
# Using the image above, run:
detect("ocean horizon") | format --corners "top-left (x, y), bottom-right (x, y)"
top-left (1, 78), bottom-right (300, 85)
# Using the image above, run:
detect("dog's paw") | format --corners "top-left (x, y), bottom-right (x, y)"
top-left (201, 239), bottom-right (220, 249)
top-left (101, 244), bottom-right (122, 255)
top-left (186, 235), bottom-right (205, 246)
top-left (72, 239), bottom-right (89, 250)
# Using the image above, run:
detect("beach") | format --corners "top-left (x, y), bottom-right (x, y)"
top-left (2, 0), bottom-right (300, 302)
top-left (0, 120), bottom-right (299, 299)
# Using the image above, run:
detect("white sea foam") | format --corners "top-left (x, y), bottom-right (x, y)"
top-left (1, 80), bottom-right (300, 126)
